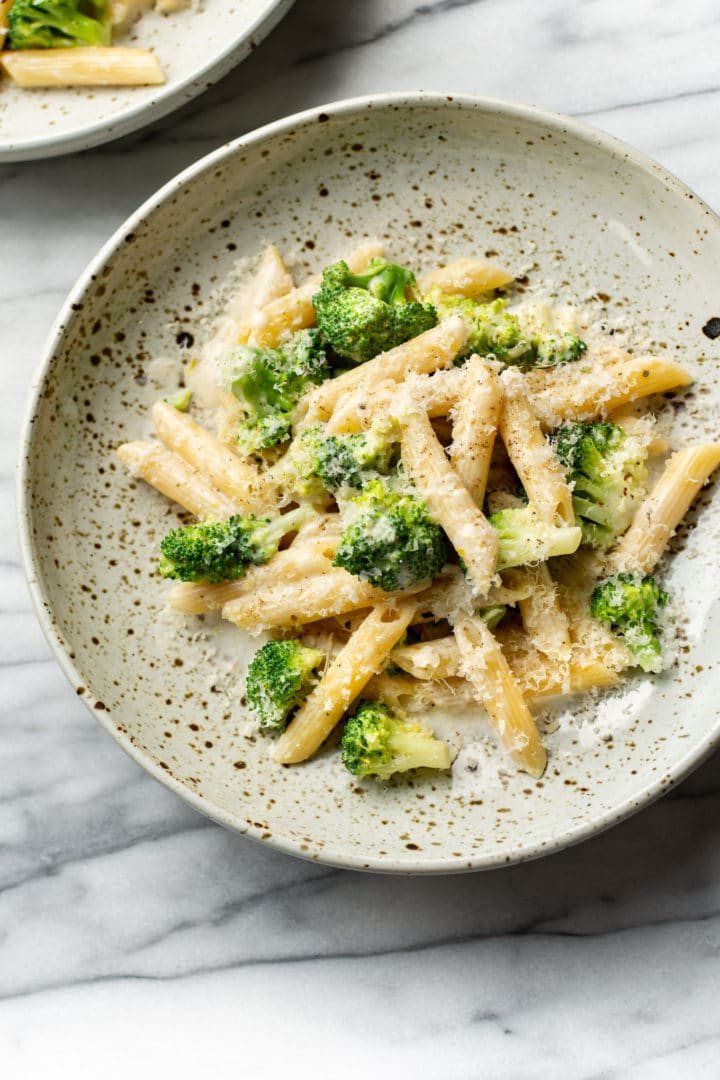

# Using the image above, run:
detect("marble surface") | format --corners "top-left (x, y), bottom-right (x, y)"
top-left (3, 1), bottom-right (720, 1075)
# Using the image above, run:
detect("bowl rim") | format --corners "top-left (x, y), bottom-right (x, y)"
top-left (0, 0), bottom-right (295, 162)
top-left (17, 89), bottom-right (720, 873)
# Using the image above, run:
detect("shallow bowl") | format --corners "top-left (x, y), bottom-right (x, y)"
top-left (18, 92), bottom-right (720, 872)
top-left (0, 0), bottom-right (293, 161)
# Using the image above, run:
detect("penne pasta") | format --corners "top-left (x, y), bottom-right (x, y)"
top-left (1, 47), bottom-right (164, 87)
top-left (391, 636), bottom-right (461, 680)
top-left (449, 356), bottom-right (502, 504)
top-left (499, 367), bottom-right (575, 525)
top-left (399, 398), bottom-right (499, 595)
top-left (222, 568), bottom-right (399, 634)
top-left (324, 367), bottom-right (467, 436)
top-left (418, 258), bottom-right (514, 297)
top-left (249, 245), bottom-right (295, 310)
top-left (109, 0), bottom-right (153, 30)
top-left (390, 632), bottom-right (623, 699)
top-left (526, 353), bottom-right (693, 428)
top-left (152, 401), bottom-right (273, 511)
top-left (301, 317), bottom-right (467, 426)
top-left (116, 441), bottom-right (235, 519)
top-left (454, 613), bottom-right (547, 778)
top-left (0, 0), bottom-right (12, 48)
top-left (274, 600), bottom-right (417, 764)
top-left (610, 444), bottom-right (720, 576)
top-left (511, 564), bottom-right (572, 663)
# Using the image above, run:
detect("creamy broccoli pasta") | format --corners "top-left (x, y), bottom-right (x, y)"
top-left (117, 241), bottom-right (719, 782)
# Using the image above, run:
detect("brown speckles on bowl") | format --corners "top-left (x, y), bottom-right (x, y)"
top-left (17, 93), bottom-right (720, 873)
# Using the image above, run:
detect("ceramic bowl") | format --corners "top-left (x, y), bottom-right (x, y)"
top-left (0, 0), bottom-right (293, 161)
top-left (18, 93), bottom-right (720, 872)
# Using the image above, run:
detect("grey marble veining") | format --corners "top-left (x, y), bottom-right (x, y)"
top-left (3, 1), bottom-right (720, 1076)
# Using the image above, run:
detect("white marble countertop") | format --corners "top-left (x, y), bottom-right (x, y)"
top-left (3, 1), bottom-right (720, 1076)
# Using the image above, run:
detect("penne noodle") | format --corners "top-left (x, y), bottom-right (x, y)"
top-left (399, 397), bottom-right (499, 595)
top-left (511, 564), bottom-right (572, 663)
top-left (390, 632), bottom-right (623, 699)
top-left (418, 258), bottom-right (514, 297)
top-left (274, 600), bottom-right (417, 764)
top-left (109, 0), bottom-right (153, 29)
top-left (169, 551), bottom-right (335, 615)
top-left (0, 0), bottom-right (12, 48)
top-left (152, 401), bottom-right (273, 511)
top-left (1, 47), bottom-right (164, 87)
top-left (391, 636), bottom-right (460, 680)
top-left (222, 568), bottom-right (402, 634)
top-left (117, 441), bottom-right (235, 519)
top-left (499, 367), bottom-right (575, 526)
top-left (301, 317), bottom-right (467, 426)
top-left (323, 367), bottom-right (466, 436)
top-left (239, 241), bottom-right (384, 347)
top-left (249, 245), bottom-right (295, 310)
top-left (610, 444), bottom-right (720, 576)
top-left (449, 356), bottom-right (502, 504)
top-left (454, 613), bottom-right (547, 777)
top-left (526, 353), bottom-right (693, 428)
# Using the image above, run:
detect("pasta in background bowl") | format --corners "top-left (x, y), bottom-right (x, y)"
top-left (0, 0), bottom-right (294, 161)
top-left (18, 93), bottom-right (720, 871)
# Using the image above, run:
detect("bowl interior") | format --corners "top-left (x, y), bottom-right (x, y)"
top-left (22, 96), bottom-right (720, 871)
top-left (0, 0), bottom-right (292, 160)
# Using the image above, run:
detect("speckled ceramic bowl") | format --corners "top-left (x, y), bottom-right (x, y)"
top-left (0, 0), bottom-right (293, 162)
top-left (18, 93), bottom-right (720, 872)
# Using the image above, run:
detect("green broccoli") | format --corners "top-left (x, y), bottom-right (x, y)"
top-left (551, 421), bottom-right (648, 548)
top-left (489, 505), bottom-right (582, 571)
top-left (533, 333), bottom-right (587, 368)
top-left (8, 0), bottom-right (111, 49)
top-left (159, 507), bottom-right (311, 583)
top-left (163, 388), bottom-right (193, 412)
top-left (341, 700), bottom-right (451, 779)
top-left (246, 639), bottom-right (324, 731)
top-left (333, 479), bottom-right (449, 591)
top-left (217, 329), bottom-right (330, 452)
top-left (312, 259), bottom-right (437, 364)
top-left (429, 293), bottom-right (531, 362)
top-left (278, 424), bottom-right (398, 501)
top-left (590, 573), bottom-right (668, 673)
top-left (428, 292), bottom-right (587, 368)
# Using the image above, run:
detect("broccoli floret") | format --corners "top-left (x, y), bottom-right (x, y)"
top-left (246, 639), bottom-right (324, 731)
top-left (279, 424), bottom-right (398, 501)
top-left (489, 505), bottom-right (582, 571)
top-left (428, 292), bottom-right (587, 369)
top-left (217, 329), bottom-right (330, 452)
top-left (316, 429), bottom-right (396, 491)
top-left (312, 259), bottom-right (437, 364)
top-left (341, 700), bottom-right (451, 779)
top-left (159, 507), bottom-right (311, 583)
top-left (590, 573), bottom-right (668, 673)
top-left (8, 0), bottom-right (111, 48)
top-left (552, 421), bottom-right (648, 548)
top-left (430, 293), bottom-right (531, 362)
top-left (333, 479), bottom-right (448, 591)
top-left (533, 333), bottom-right (587, 368)
top-left (163, 388), bottom-right (193, 412)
